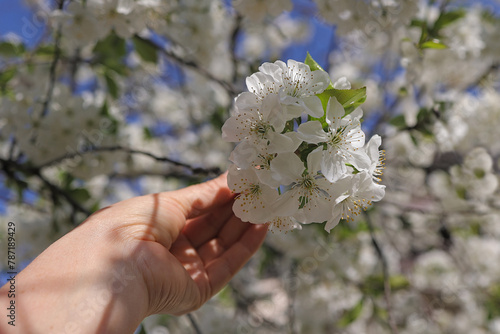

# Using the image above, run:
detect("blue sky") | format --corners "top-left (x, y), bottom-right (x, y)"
top-left (0, 0), bottom-right (46, 46)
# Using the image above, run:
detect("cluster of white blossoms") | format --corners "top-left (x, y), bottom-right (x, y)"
top-left (222, 59), bottom-right (385, 232)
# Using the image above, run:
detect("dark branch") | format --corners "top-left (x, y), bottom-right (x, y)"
top-left (229, 13), bottom-right (243, 84)
top-left (40, 0), bottom-right (66, 118)
top-left (0, 157), bottom-right (91, 217)
top-left (186, 313), bottom-right (203, 334)
top-left (37, 145), bottom-right (222, 177)
top-left (366, 215), bottom-right (399, 334)
top-left (134, 35), bottom-right (238, 96)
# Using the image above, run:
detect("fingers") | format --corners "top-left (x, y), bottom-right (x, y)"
top-left (182, 201), bottom-right (235, 248)
top-left (103, 173), bottom-right (233, 250)
top-left (196, 214), bottom-right (251, 265)
top-left (150, 173), bottom-right (233, 249)
top-left (163, 172), bottom-right (233, 222)
top-left (205, 223), bottom-right (268, 295)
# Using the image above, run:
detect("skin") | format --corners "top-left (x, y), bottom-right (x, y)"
top-left (0, 173), bottom-right (268, 333)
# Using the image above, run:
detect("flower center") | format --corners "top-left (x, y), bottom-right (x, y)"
top-left (251, 119), bottom-right (272, 139)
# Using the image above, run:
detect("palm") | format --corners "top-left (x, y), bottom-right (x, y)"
top-left (141, 201), bottom-right (267, 315)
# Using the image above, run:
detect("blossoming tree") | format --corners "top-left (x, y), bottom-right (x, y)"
top-left (1, 0), bottom-right (500, 333)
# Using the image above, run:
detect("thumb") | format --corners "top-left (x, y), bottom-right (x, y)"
top-left (166, 172), bottom-right (233, 220)
top-left (95, 173), bottom-right (234, 250)
top-left (149, 173), bottom-right (234, 249)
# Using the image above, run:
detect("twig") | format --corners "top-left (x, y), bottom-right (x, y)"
top-left (186, 313), bottom-right (203, 334)
top-left (34, 168), bottom-right (92, 217)
top-left (0, 157), bottom-right (91, 217)
top-left (37, 145), bottom-right (222, 176)
top-left (40, 0), bottom-right (66, 118)
top-left (229, 13), bottom-right (243, 84)
top-left (288, 259), bottom-right (298, 334)
top-left (134, 35), bottom-right (238, 96)
top-left (366, 214), bottom-right (399, 334)
top-left (69, 48), bottom-right (81, 93)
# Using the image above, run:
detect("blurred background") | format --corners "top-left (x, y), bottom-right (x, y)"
top-left (0, 0), bottom-right (500, 333)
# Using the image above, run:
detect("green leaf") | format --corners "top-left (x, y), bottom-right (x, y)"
top-left (361, 275), bottom-right (410, 296)
top-left (486, 284), bottom-right (500, 319)
top-left (69, 188), bottom-right (91, 203)
top-left (132, 36), bottom-right (158, 63)
top-left (338, 298), bottom-right (364, 328)
top-left (104, 71), bottom-right (119, 98)
top-left (317, 87), bottom-right (367, 116)
top-left (0, 41), bottom-right (25, 57)
top-left (304, 52), bottom-right (334, 89)
top-left (216, 285), bottom-right (236, 308)
top-left (409, 19), bottom-right (426, 28)
top-left (433, 9), bottom-right (466, 32)
top-left (421, 40), bottom-right (447, 49)
top-left (389, 115), bottom-right (407, 129)
top-left (304, 52), bottom-right (325, 72)
top-left (94, 33), bottom-right (126, 59)
top-left (143, 126), bottom-right (154, 140)
top-left (390, 275), bottom-right (410, 290)
top-left (35, 45), bottom-right (56, 56)
top-left (93, 33), bottom-right (127, 75)
top-left (0, 68), bottom-right (16, 88)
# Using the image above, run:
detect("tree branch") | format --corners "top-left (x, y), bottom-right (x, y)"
top-left (134, 35), bottom-right (238, 96)
top-left (37, 145), bottom-right (222, 177)
top-left (186, 313), bottom-right (203, 334)
top-left (0, 157), bottom-right (91, 218)
top-left (366, 214), bottom-right (399, 334)
top-left (40, 0), bottom-right (66, 118)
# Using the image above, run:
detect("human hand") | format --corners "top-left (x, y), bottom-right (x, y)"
top-left (0, 173), bottom-right (267, 333)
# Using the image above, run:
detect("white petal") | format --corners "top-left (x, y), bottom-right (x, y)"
top-left (345, 107), bottom-right (363, 122)
top-left (348, 149), bottom-right (371, 170)
top-left (306, 147), bottom-right (323, 173)
top-left (228, 166), bottom-right (278, 223)
top-left (302, 96), bottom-right (324, 118)
top-left (221, 116), bottom-right (243, 142)
top-left (272, 189), bottom-right (300, 217)
top-left (325, 97), bottom-right (345, 128)
top-left (307, 70), bottom-right (331, 95)
top-left (268, 133), bottom-right (299, 153)
top-left (261, 93), bottom-right (286, 132)
top-left (325, 207), bottom-right (341, 232)
top-left (229, 141), bottom-right (259, 169)
top-left (333, 76), bottom-right (351, 89)
top-left (259, 62), bottom-right (283, 82)
top-left (282, 103), bottom-right (305, 119)
top-left (270, 152), bottom-right (304, 185)
top-left (256, 168), bottom-right (281, 188)
top-left (321, 150), bottom-right (347, 182)
top-left (235, 92), bottom-right (261, 110)
top-left (297, 121), bottom-right (328, 144)
top-left (365, 134), bottom-right (382, 162)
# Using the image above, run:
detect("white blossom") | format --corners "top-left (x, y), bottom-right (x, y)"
top-left (298, 97), bottom-right (369, 182)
